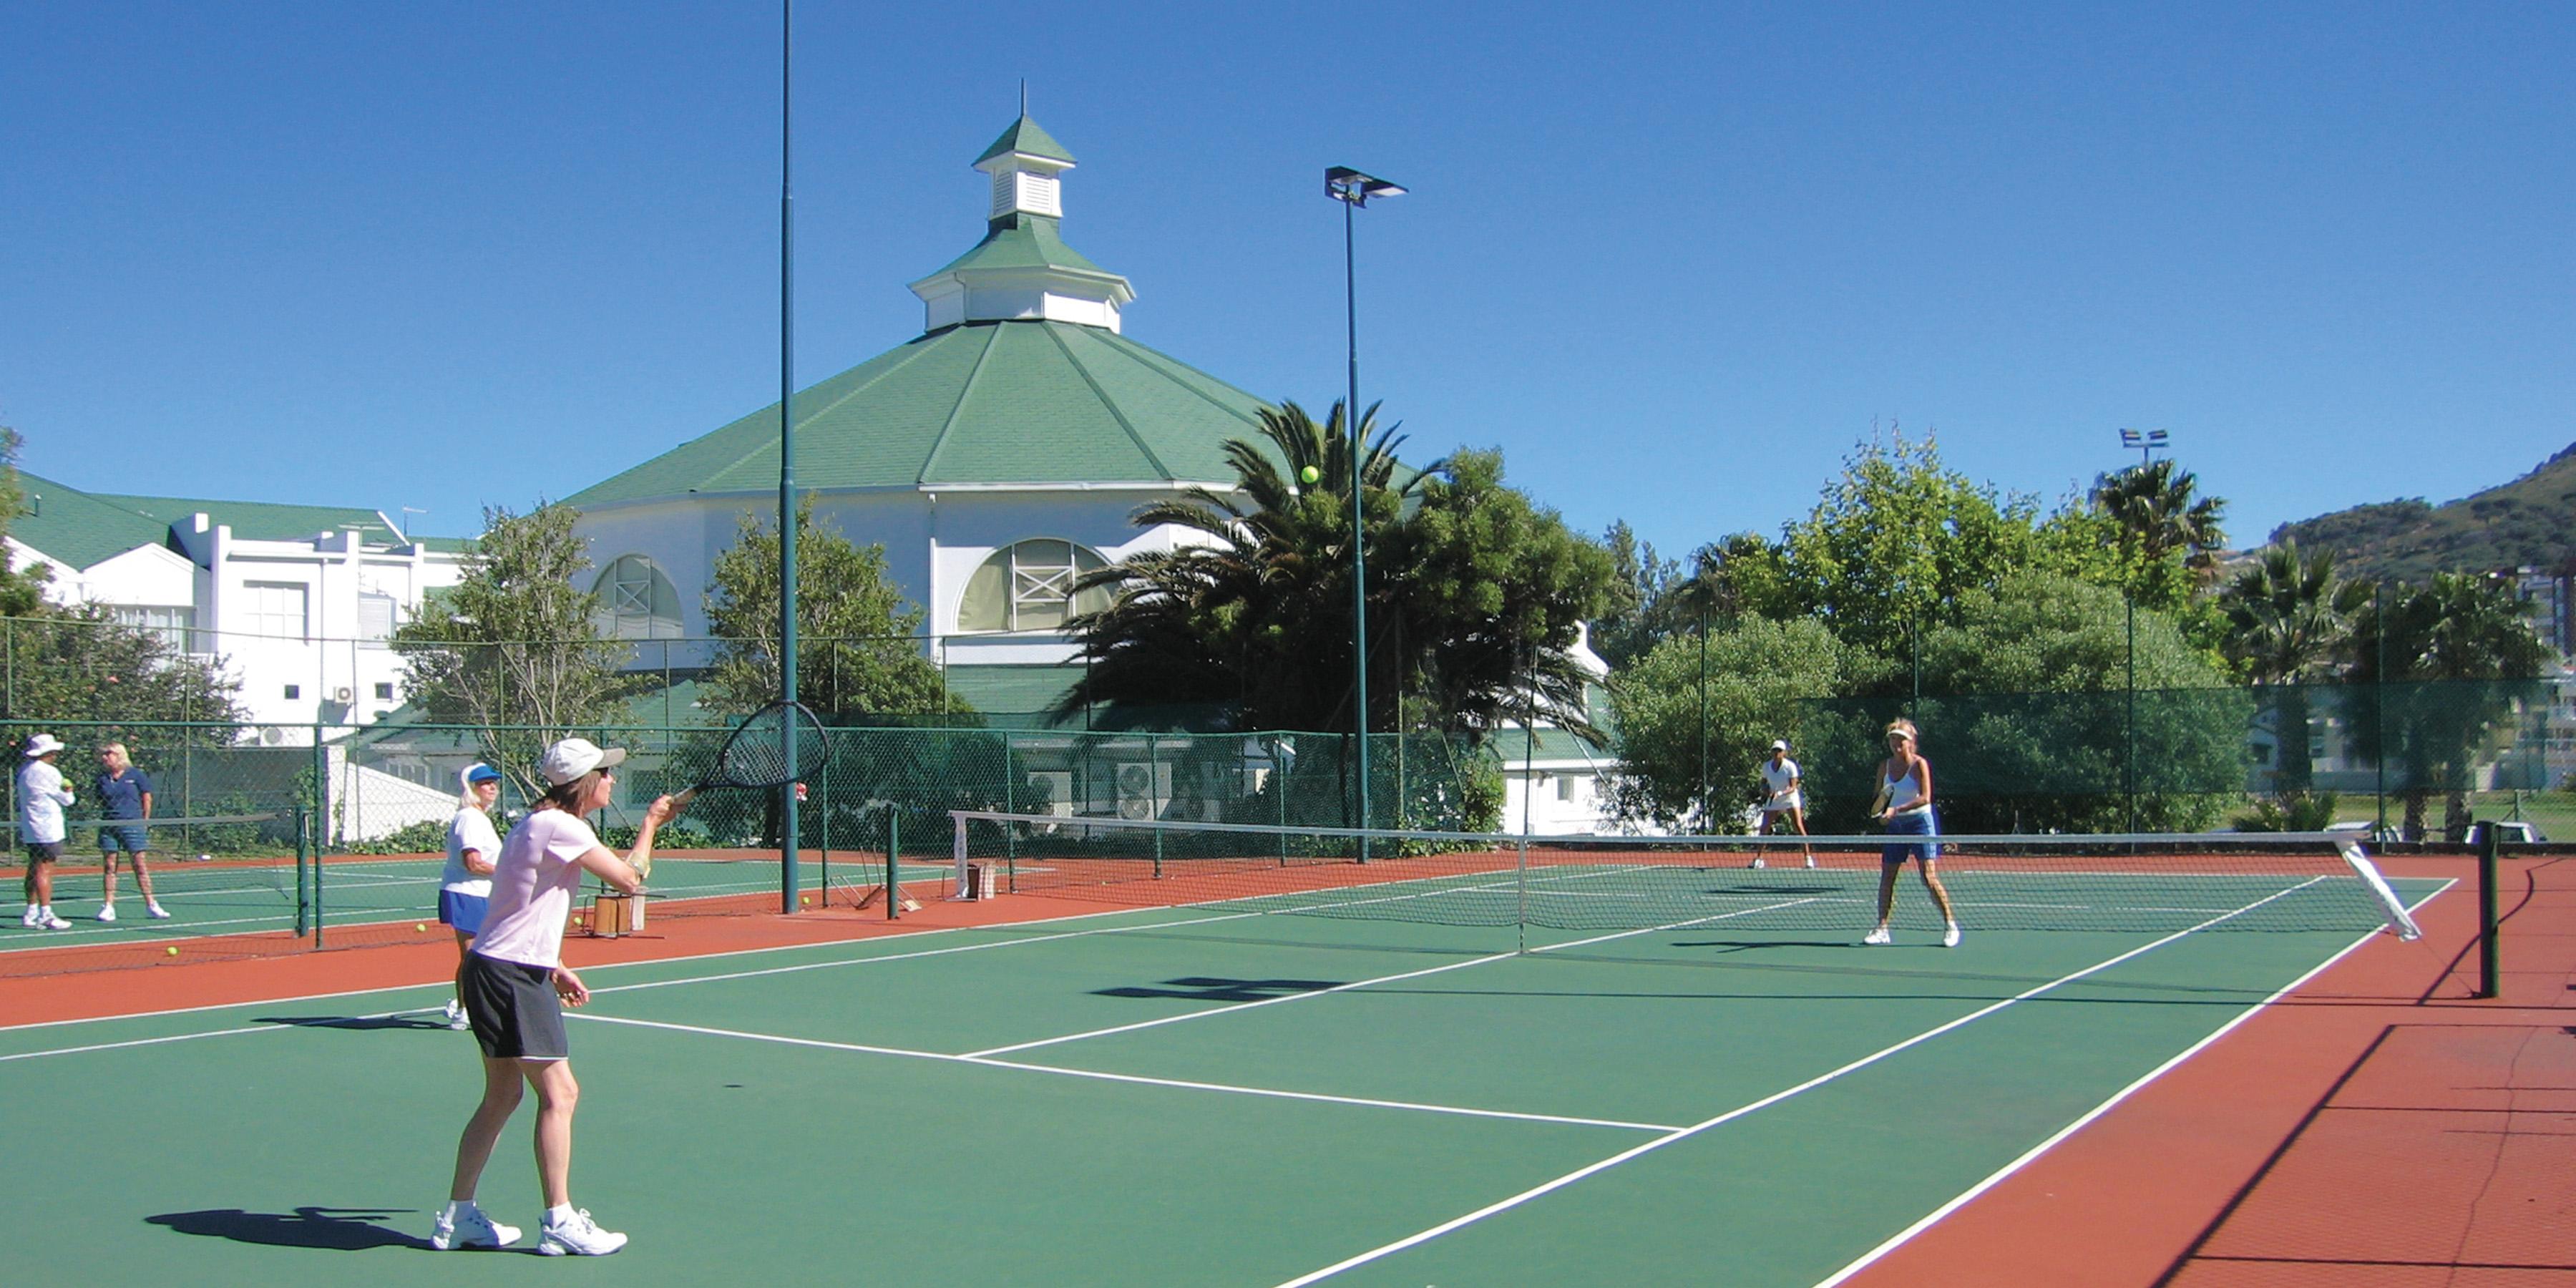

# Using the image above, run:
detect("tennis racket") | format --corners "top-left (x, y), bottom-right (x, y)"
top-left (638, 700), bottom-right (834, 879)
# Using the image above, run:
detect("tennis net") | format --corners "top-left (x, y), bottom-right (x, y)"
top-left (946, 813), bottom-right (2427, 940)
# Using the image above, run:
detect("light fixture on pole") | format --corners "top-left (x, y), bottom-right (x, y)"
top-left (2118, 427), bottom-right (2169, 468)
top-left (1324, 165), bottom-right (1405, 854)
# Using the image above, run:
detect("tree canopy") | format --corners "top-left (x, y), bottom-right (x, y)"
top-left (703, 497), bottom-right (950, 720)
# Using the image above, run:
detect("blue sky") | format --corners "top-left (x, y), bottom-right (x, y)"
top-left (5, 1), bottom-right (2570, 561)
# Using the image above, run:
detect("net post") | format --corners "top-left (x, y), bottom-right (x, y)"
top-left (952, 812), bottom-right (969, 899)
top-left (2477, 823), bottom-right (2501, 999)
top-left (1516, 829), bottom-right (1530, 955)
top-left (291, 804), bottom-right (308, 938)
top-left (885, 811), bottom-right (900, 922)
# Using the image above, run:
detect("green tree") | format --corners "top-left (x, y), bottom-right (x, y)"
top-left (0, 424), bottom-right (56, 615)
top-left (2350, 572), bottom-right (2553, 840)
top-left (1773, 431), bottom-right (2051, 661)
top-left (2218, 537), bottom-right (2371, 795)
top-left (703, 496), bottom-right (948, 719)
top-left (2089, 459), bottom-right (2229, 587)
top-left (1591, 521), bottom-right (1679, 671)
top-left (1911, 572), bottom-right (2245, 832)
top-left (1605, 616), bottom-right (1853, 828)
top-left (393, 502), bottom-right (640, 794)
top-left (1061, 401), bottom-right (1609, 748)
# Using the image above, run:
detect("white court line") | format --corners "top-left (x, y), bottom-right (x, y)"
top-left (1266, 877), bottom-right (2337, 1288)
top-left (0, 1022), bottom-right (292, 1063)
top-left (1808, 877), bottom-right (2454, 1288)
top-left (962, 897), bottom-right (1825, 1060)
top-left (571, 1012), bottom-right (1677, 1133)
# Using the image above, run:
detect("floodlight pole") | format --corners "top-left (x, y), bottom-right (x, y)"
top-left (1327, 166), bottom-right (1403, 858)
top-left (778, 0), bottom-right (800, 912)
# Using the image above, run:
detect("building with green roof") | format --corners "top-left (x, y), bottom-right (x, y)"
top-left (565, 113), bottom-right (1280, 688)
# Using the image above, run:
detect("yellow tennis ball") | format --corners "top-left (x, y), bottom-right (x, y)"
top-left (799, 895), bottom-right (811, 906)
top-left (1299, 464), bottom-right (1320, 484)
top-left (165, 945), bottom-right (179, 956)
top-left (415, 923), bottom-right (427, 932)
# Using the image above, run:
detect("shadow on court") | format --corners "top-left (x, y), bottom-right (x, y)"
top-left (1095, 976), bottom-right (1347, 1002)
top-left (147, 1206), bottom-right (429, 1251)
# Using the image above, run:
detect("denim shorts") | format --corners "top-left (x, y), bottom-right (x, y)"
top-left (1880, 808), bottom-right (1940, 865)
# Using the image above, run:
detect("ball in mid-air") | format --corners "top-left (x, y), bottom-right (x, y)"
top-left (1299, 464), bottom-right (1320, 484)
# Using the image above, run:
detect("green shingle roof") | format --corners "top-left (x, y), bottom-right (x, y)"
top-left (975, 114), bottom-right (1075, 167)
top-left (925, 215), bottom-right (1113, 278)
top-left (94, 493), bottom-right (395, 543)
top-left (567, 320), bottom-right (1276, 505)
top-left (7, 472), bottom-right (175, 570)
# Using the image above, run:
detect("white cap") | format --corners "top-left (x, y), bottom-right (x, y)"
top-left (537, 737), bottom-right (627, 786)
top-left (1770, 740), bottom-right (1790, 752)
top-left (22, 733), bottom-right (62, 758)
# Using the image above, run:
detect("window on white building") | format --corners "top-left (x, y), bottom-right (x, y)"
top-left (592, 556), bottom-right (684, 639)
top-left (243, 582), bottom-right (311, 640)
top-left (1557, 775), bottom-right (1581, 801)
top-left (958, 540), bottom-right (1110, 633)
top-left (112, 605), bottom-right (200, 653)
top-left (358, 591), bottom-right (396, 645)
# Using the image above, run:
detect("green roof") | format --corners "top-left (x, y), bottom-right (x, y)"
top-left (567, 320), bottom-right (1276, 505)
top-left (926, 215), bottom-right (1113, 278)
top-left (93, 492), bottom-right (395, 543)
top-left (975, 114), bottom-right (1075, 167)
top-left (7, 472), bottom-right (175, 570)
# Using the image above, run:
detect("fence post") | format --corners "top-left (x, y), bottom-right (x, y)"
top-left (311, 725), bottom-right (327, 947)
top-left (293, 804), bottom-right (308, 937)
top-left (885, 810), bottom-right (899, 922)
top-left (2477, 822), bottom-right (2501, 999)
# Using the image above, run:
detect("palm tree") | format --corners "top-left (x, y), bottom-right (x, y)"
top-left (2092, 459), bottom-right (2230, 581)
top-left (2350, 572), bottom-right (2554, 840)
top-left (2220, 537), bottom-right (2371, 794)
top-left (1053, 400), bottom-right (1422, 734)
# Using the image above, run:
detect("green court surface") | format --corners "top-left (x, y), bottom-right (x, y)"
top-left (1, 852), bottom-right (950, 952)
top-left (0, 870), bottom-right (2446, 1287)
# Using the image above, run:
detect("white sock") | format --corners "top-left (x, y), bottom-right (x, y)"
top-left (545, 1203), bottom-right (576, 1226)
top-left (443, 1200), bottom-right (474, 1221)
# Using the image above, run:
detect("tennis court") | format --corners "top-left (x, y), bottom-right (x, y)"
top-left (0, 824), bottom-right (2447, 1286)
top-left (1, 845), bottom-right (952, 960)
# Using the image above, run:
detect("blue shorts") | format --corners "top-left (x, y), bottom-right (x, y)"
top-left (437, 889), bottom-right (488, 936)
top-left (1881, 809), bottom-right (1940, 865)
top-left (97, 824), bottom-right (149, 854)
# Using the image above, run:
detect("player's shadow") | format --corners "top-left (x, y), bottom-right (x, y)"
top-left (147, 1206), bottom-right (429, 1251)
top-left (1670, 937), bottom-right (1868, 953)
top-left (254, 1014), bottom-right (448, 1032)
top-left (1096, 976), bottom-right (1345, 1002)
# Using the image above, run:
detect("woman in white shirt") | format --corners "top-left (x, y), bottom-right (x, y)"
top-left (434, 738), bottom-right (678, 1257)
top-left (1864, 718), bottom-right (1961, 948)
top-left (438, 763), bottom-right (506, 1030)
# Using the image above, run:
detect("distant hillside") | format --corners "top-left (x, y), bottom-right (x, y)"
top-left (2271, 441), bottom-right (2576, 581)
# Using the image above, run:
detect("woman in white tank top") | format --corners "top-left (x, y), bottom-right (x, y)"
top-left (1865, 718), bottom-right (1960, 947)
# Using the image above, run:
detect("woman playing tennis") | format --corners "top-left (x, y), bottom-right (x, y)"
top-left (1863, 718), bottom-right (1961, 948)
top-left (437, 763), bottom-right (504, 1031)
top-left (433, 737), bottom-right (680, 1255)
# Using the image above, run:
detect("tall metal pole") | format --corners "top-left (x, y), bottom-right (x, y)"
top-left (1345, 195), bottom-right (1370, 858)
top-left (2125, 591), bottom-right (2137, 833)
top-left (777, 0), bottom-right (801, 912)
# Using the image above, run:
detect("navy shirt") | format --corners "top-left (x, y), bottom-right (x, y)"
top-left (94, 769), bottom-right (152, 820)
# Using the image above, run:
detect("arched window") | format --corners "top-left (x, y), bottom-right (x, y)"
top-left (958, 540), bottom-right (1110, 633)
top-left (592, 555), bottom-right (684, 639)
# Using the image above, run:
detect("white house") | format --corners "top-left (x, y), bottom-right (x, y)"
top-left (5, 472), bottom-right (469, 742)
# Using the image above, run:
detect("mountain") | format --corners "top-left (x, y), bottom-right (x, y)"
top-left (2270, 441), bottom-right (2576, 582)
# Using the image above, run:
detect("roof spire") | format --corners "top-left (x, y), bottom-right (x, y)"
top-left (1019, 79), bottom-right (1027, 117)
top-left (911, 113), bottom-right (1133, 333)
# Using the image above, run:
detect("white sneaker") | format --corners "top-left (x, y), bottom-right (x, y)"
top-left (147, 902), bottom-right (170, 919)
top-left (96, 904), bottom-right (117, 922)
top-left (1943, 924), bottom-right (1963, 948)
top-left (38, 910), bottom-right (71, 930)
top-left (19, 907), bottom-right (37, 927)
top-left (1863, 927), bottom-right (1892, 946)
top-left (444, 1000), bottom-right (472, 1031)
top-left (537, 1208), bottom-right (627, 1257)
top-left (1748, 858), bottom-right (1767, 870)
top-left (1804, 856), bottom-right (1817, 869)
top-left (430, 1202), bottom-right (521, 1250)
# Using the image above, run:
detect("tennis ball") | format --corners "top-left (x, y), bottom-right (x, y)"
top-left (799, 895), bottom-right (810, 906)
top-left (415, 923), bottom-right (427, 932)
top-left (1299, 464), bottom-right (1320, 484)
top-left (165, 946), bottom-right (179, 956)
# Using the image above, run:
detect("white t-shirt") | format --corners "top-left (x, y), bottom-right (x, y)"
top-left (441, 806), bottom-right (504, 896)
top-left (470, 809), bottom-right (603, 970)
top-left (1760, 758), bottom-right (1802, 812)
top-left (17, 760), bottom-right (73, 844)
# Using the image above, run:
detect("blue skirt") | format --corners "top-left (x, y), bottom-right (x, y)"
top-left (1880, 808), bottom-right (1940, 865)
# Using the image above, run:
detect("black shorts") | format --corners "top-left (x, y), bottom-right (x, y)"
top-left (24, 841), bottom-right (61, 864)
top-left (459, 953), bottom-right (569, 1061)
